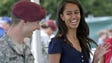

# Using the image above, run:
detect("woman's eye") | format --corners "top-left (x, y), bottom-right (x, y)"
top-left (66, 13), bottom-right (72, 15)
top-left (74, 11), bottom-right (80, 14)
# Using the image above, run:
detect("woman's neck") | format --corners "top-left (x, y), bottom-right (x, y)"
top-left (67, 29), bottom-right (77, 38)
top-left (66, 29), bottom-right (82, 52)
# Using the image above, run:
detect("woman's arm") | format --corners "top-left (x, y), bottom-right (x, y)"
top-left (49, 53), bottom-right (61, 63)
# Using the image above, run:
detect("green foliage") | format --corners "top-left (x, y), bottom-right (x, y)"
top-left (0, 0), bottom-right (112, 19)
top-left (40, 0), bottom-right (61, 19)
top-left (92, 0), bottom-right (112, 16)
top-left (40, 0), bottom-right (112, 19)
top-left (0, 0), bottom-right (18, 17)
top-left (79, 0), bottom-right (112, 17)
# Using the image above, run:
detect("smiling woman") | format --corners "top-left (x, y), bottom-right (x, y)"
top-left (48, 0), bottom-right (111, 63)
top-left (60, 3), bottom-right (80, 29)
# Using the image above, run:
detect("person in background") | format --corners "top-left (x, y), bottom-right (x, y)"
top-left (40, 19), bottom-right (57, 50)
top-left (0, 16), bottom-right (11, 37)
top-left (40, 19), bottom-right (57, 63)
top-left (107, 29), bottom-right (112, 39)
top-left (0, 1), bottom-right (46, 63)
top-left (97, 29), bottom-right (109, 45)
top-left (100, 29), bottom-right (112, 63)
top-left (48, 0), bottom-right (111, 63)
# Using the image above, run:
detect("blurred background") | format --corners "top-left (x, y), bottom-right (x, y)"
top-left (0, 0), bottom-right (112, 19)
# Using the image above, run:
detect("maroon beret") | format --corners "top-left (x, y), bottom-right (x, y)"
top-left (47, 20), bottom-right (57, 31)
top-left (12, 1), bottom-right (46, 22)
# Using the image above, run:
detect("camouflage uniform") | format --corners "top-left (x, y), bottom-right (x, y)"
top-left (0, 34), bottom-right (34, 63)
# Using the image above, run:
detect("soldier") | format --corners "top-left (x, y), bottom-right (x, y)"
top-left (0, 1), bottom-right (46, 63)
top-left (40, 20), bottom-right (57, 63)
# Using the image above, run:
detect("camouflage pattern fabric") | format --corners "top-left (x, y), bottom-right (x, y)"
top-left (0, 34), bottom-right (34, 63)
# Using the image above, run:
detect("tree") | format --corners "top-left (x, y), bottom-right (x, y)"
top-left (0, 0), bottom-right (19, 16)
top-left (79, 0), bottom-right (112, 17)
top-left (92, 0), bottom-right (112, 16)
top-left (0, 0), bottom-right (112, 19)
top-left (40, 0), bottom-right (60, 19)
top-left (40, 0), bottom-right (112, 19)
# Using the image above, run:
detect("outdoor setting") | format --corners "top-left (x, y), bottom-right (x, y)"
top-left (0, 0), bottom-right (112, 63)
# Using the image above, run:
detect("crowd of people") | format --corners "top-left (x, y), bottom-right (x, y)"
top-left (0, 0), bottom-right (111, 63)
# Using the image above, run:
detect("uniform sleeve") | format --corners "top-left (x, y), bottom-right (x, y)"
top-left (48, 38), bottom-right (62, 54)
top-left (0, 49), bottom-right (6, 62)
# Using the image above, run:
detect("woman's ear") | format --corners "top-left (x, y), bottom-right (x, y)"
top-left (60, 14), bottom-right (64, 21)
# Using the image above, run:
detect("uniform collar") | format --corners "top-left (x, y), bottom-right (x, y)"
top-left (2, 34), bottom-right (32, 55)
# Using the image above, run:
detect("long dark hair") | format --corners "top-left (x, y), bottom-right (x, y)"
top-left (55, 0), bottom-right (97, 63)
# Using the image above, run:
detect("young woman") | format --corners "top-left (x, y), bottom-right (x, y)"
top-left (48, 0), bottom-right (111, 63)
